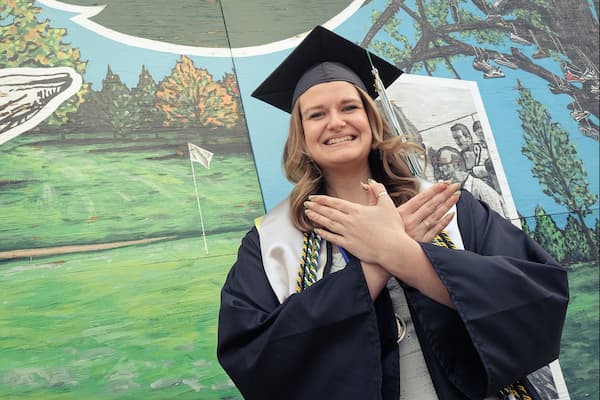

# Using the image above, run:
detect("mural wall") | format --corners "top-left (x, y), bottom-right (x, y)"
top-left (0, 0), bottom-right (597, 399)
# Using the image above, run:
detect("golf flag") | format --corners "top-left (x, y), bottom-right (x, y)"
top-left (188, 142), bottom-right (214, 169)
top-left (187, 142), bottom-right (213, 255)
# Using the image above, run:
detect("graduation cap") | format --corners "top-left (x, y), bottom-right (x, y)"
top-left (251, 25), bottom-right (403, 113)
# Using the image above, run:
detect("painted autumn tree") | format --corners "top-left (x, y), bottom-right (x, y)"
top-left (220, 71), bottom-right (245, 128)
top-left (362, 0), bottom-right (599, 139)
top-left (517, 80), bottom-right (597, 260)
top-left (155, 56), bottom-right (238, 129)
top-left (0, 0), bottom-right (88, 126)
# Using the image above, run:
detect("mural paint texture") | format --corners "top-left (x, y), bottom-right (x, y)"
top-left (0, 0), bottom-right (597, 399)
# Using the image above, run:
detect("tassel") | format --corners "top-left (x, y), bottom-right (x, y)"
top-left (367, 51), bottom-right (423, 176)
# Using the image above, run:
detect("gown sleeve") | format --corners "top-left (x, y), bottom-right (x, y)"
top-left (217, 227), bottom-right (399, 400)
top-left (409, 189), bottom-right (569, 399)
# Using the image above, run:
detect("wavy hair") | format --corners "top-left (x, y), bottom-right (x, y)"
top-left (283, 85), bottom-right (424, 232)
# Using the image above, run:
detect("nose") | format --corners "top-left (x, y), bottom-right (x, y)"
top-left (327, 111), bottom-right (346, 130)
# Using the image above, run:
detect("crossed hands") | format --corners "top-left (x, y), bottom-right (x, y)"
top-left (303, 179), bottom-right (461, 270)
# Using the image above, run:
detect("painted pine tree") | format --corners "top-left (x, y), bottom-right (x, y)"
top-left (533, 205), bottom-right (567, 262)
top-left (516, 80), bottom-right (597, 262)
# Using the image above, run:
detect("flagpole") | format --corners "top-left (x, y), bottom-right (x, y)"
top-left (189, 155), bottom-right (209, 255)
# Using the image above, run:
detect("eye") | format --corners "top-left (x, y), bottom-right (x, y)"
top-left (306, 111), bottom-right (325, 120)
top-left (342, 104), bottom-right (360, 112)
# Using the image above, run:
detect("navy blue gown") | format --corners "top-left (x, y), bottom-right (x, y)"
top-left (217, 190), bottom-right (569, 400)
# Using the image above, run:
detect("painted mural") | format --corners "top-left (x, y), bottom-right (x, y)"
top-left (0, 0), bottom-right (597, 399)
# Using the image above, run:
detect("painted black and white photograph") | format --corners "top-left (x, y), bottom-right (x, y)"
top-left (386, 74), bottom-right (518, 220)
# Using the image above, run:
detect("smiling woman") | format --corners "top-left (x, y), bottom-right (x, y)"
top-left (217, 26), bottom-right (568, 400)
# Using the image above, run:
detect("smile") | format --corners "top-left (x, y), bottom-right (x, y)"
top-left (326, 135), bottom-right (354, 145)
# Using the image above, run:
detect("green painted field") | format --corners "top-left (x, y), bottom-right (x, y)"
top-left (0, 132), bottom-right (263, 251)
top-left (560, 263), bottom-right (599, 400)
top-left (1, 131), bottom-right (259, 398)
top-left (0, 235), bottom-right (243, 399)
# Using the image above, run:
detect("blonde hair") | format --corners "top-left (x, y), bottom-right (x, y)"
top-left (283, 85), bottom-right (423, 232)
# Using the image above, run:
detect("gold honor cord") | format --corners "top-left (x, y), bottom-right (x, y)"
top-left (296, 231), bottom-right (322, 292)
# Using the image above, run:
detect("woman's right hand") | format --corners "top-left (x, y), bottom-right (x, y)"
top-left (397, 181), bottom-right (461, 242)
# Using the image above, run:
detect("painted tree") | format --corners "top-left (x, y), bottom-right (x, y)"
top-left (362, 0), bottom-right (599, 139)
top-left (63, 86), bottom-right (111, 135)
top-left (219, 71), bottom-right (245, 128)
top-left (516, 80), bottom-right (597, 260)
top-left (563, 214), bottom-right (593, 263)
top-left (518, 212), bottom-right (534, 238)
top-left (533, 204), bottom-right (567, 262)
top-left (0, 0), bottom-right (88, 126)
top-left (97, 66), bottom-right (134, 137)
top-left (131, 65), bottom-right (163, 136)
top-left (155, 56), bottom-right (238, 129)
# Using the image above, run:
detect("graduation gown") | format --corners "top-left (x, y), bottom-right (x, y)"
top-left (217, 190), bottom-right (569, 400)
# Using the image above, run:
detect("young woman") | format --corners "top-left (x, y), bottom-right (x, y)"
top-left (217, 26), bottom-right (568, 400)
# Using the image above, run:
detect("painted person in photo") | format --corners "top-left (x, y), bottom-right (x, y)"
top-left (435, 146), bottom-right (507, 217)
top-left (450, 122), bottom-right (486, 178)
top-left (217, 26), bottom-right (568, 400)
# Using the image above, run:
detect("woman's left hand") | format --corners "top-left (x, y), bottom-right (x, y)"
top-left (397, 181), bottom-right (460, 242)
top-left (304, 180), bottom-right (409, 267)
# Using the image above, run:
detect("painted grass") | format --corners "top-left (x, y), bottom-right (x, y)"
top-left (561, 263), bottom-right (599, 400)
top-left (0, 131), bottom-right (257, 398)
top-left (0, 233), bottom-right (245, 399)
top-left (0, 132), bottom-right (263, 251)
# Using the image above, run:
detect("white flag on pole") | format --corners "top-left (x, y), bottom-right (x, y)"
top-left (188, 142), bottom-right (214, 169)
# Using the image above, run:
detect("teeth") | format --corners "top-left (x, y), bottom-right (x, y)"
top-left (327, 136), bottom-right (353, 145)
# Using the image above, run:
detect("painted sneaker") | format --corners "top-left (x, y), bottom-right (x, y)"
top-left (473, 59), bottom-right (493, 72)
top-left (579, 125), bottom-right (599, 140)
top-left (580, 68), bottom-right (599, 82)
top-left (570, 110), bottom-right (590, 121)
top-left (548, 83), bottom-right (574, 95)
top-left (565, 71), bottom-right (585, 83)
top-left (532, 48), bottom-right (549, 59)
top-left (509, 32), bottom-right (532, 45)
top-left (484, 67), bottom-right (505, 79)
top-left (494, 54), bottom-right (518, 69)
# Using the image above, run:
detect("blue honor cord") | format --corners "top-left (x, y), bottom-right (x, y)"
top-left (338, 246), bottom-right (350, 263)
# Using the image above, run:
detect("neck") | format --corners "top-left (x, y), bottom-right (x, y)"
top-left (323, 164), bottom-right (372, 205)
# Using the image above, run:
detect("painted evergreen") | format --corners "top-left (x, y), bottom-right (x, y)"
top-left (516, 80), bottom-right (597, 262)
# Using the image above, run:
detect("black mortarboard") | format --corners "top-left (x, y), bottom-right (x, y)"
top-left (251, 25), bottom-right (403, 113)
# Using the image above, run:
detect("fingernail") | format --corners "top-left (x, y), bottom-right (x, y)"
top-left (453, 190), bottom-right (461, 197)
top-left (303, 201), bottom-right (310, 208)
top-left (368, 178), bottom-right (377, 184)
top-left (308, 195), bottom-right (316, 200)
top-left (304, 209), bottom-right (312, 215)
top-left (360, 182), bottom-right (369, 190)
top-left (451, 182), bottom-right (461, 191)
